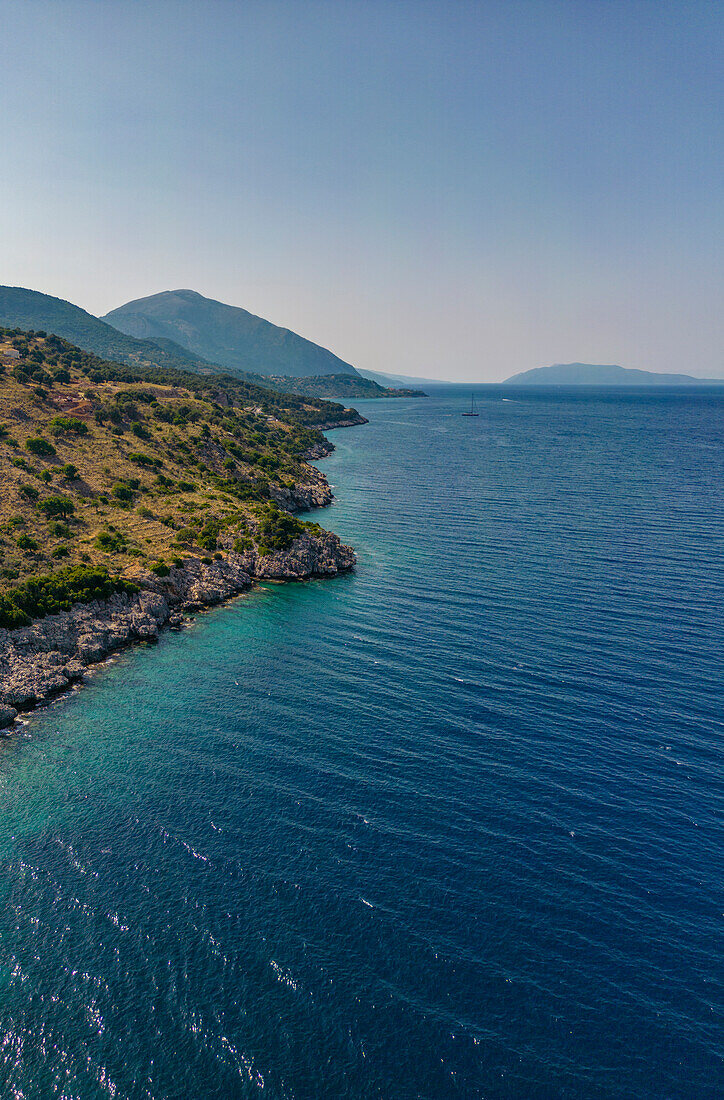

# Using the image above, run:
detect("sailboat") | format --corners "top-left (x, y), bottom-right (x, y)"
top-left (462, 392), bottom-right (479, 416)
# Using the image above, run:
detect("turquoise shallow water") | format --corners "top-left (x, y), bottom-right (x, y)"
top-left (1, 387), bottom-right (722, 1099)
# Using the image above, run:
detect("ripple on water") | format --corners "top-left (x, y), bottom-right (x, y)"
top-left (1, 389), bottom-right (723, 1099)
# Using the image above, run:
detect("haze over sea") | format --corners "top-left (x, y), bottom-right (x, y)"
top-left (1, 387), bottom-right (722, 1099)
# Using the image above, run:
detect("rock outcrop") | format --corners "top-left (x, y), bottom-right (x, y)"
top-left (234, 531), bottom-right (356, 579)
top-left (303, 440), bottom-right (334, 461)
top-left (270, 475), bottom-right (332, 512)
top-left (0, 590), bottom-right (169, 715)
top-left (0, 532), bottom-right (355, 727)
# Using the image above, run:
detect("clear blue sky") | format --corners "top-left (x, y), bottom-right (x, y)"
top-left (1, 0), bottom-right (721, 380)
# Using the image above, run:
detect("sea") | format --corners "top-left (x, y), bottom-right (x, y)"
top-left (0, 386), bottom-right (722, 1099)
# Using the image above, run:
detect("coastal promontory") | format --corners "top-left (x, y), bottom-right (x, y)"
top-left (0, 326), bottom-right (363, 724)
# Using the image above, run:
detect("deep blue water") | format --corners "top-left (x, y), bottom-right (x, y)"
top-left (1, 388), bottom-right (722, 1099)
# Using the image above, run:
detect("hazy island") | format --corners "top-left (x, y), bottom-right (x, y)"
top-left (0, 325), bottom-right (367, 728)
top-left (504, 362), bottom-right (723, 386)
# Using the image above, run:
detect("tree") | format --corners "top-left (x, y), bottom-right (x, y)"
top-left (37, 495), bottom-right (75, 519)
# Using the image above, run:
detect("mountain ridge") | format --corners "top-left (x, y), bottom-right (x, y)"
top-left (104, 289), bottom-right (361, 379)
top-left (0, 286), bottom-right (218, 375)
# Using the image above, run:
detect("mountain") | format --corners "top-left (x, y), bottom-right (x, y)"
top-left (0, 286), bottom-right (218, 375)
top-left (358, 367), bottom-right (441, 387)
top-left (504, 362), bottom-right (722, 386)
top-left (251, 372), bottom-right (426, 400)
top-left (0, 286), bottom-right (413, 400)
top-left (103, 289), bottom-right (361, 379)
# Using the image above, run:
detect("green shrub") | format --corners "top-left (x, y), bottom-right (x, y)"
top-left (59, 463), bottom-right (79, 480)
top-left (254, 503), bottom-right (304, 554)
top-left (25, 437), bottom-right (56, 456)
top-left (149, 561), bottom-right (170, 577)
top-left (16, 535), bottom-right (39, 551)
top-left (111, 482), bottom-right (134, 502)
top-left (128, 451), bottom-right (159, 467)
top-left (48, 521), bottom-right (71, 538)
top-left (51, 545), bottom-right (69, 559)
top-left (19, 485), bottom-right (39, 501)
top-left (95, 530), bottom-right (127, 552)
top-left (49, 415), bottom-right (89, 436)
top-left (197, 517), bottom-right (224, 551)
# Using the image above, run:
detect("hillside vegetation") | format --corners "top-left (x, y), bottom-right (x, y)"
top-left (0, 327), bottom-right (358, 626)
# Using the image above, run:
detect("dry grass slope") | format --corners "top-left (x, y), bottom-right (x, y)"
top-left (0, 329), bottom-right (339, 603)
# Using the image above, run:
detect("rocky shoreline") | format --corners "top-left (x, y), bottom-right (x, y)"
top-left (0, 410), bottom-right (362, 731)
top-left (312, 413), bottom-right (369, 432)
top-left (0, 529), bottom-right (355, 729)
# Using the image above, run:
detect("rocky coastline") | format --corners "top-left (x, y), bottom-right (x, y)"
top-left (0, 529), bottom-right (355, 729)
top-left (312, 413), bottom-right (369, 432)
top-left (0, 325), bottom-right (368, 732)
